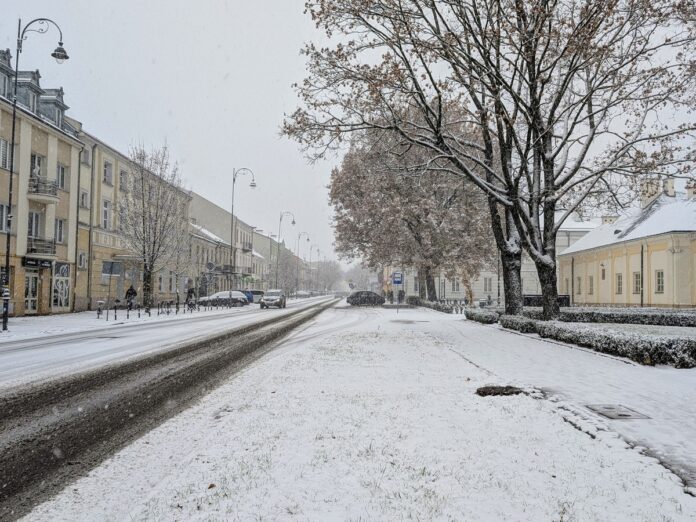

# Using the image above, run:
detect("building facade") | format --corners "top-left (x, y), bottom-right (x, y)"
top-left (558, 181), bottom-right (696, 308)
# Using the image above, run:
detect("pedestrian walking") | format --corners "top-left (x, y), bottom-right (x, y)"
top-left (125, 285), bottom-right (137, 311)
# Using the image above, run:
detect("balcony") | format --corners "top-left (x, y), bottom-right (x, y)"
top-left (27, 177), bottom-right (59, 204)
top-left (241, 241), bottom-right (253, 252)
top-left (27, 236), bottom-right (57, 257)
top-left (240, 266), bottom-right (253, 276)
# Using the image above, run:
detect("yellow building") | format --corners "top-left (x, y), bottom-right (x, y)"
top-left (0, 52), bottom-right (84, 316)
top-left (558, 181), bottom-right (695, 308)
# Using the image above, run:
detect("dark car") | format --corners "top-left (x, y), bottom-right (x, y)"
top-left (260, 289), bottom-right (286, 309)
top-left (347, 291), bottom-right (385, 306)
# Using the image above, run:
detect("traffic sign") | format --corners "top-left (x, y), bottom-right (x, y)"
top-left (392, 272), bottom-right (403, 285)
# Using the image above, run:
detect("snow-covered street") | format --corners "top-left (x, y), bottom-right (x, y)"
top-left (25, 304), bottom-right (696, 521)
top-left (0, 297), bottom-right (330, 387)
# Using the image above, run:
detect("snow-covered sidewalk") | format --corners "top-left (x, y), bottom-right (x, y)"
top-left (25, 305), bottom-right (695, 521)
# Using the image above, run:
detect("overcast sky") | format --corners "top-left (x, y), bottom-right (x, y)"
top-left (1, 0), bottom-right (339, 263)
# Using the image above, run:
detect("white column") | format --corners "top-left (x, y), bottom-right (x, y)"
top-left (66, 146), bottom-right (79, 262)
top-left (15, 119), bottom-right (32, 256)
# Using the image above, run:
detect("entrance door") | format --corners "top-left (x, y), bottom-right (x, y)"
top-left (24, 271), bottom-right (39, 314)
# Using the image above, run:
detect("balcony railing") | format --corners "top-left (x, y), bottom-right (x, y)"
top-left (27, 236), bottom-right (57, 256)
top-left (28, 177), bottom-right (58, 197)
top-left (241, 241), bottom-right (253, 252)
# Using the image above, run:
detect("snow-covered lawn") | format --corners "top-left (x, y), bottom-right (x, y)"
top-left (26, 305), bottom-right (695, 521)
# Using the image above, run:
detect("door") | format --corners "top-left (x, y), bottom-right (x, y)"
top-left (24, 271), bottom-right (39, 314)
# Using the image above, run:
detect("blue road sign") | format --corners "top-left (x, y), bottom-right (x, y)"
top-left (392, 272), bottom-right (403, 285)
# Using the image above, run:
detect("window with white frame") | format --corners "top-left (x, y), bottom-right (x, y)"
top-left (484, 277), bottom-right (492, 292)
top-left (80, 190), bottom-right (89, 208)
top-left (103, 161), bottom-right (113, 185)
top-left (102, 199), bottom-right (111, 229)
top-left (616, 273), bottom-right (623, 294)
top-left (655, 270), bottom-right (664, 294)
top-left (0, 138), bottom-right (9, 169)
top-left (54, 219), bottom-right (65, 243)
top-left (632, 272), bottom-right (642, 294)
top-left (451, 279), bottom-right (460, 292)
top-left (588, 275), bottom-right (594, 295)
top-left (0, 204), bottom-right (9, 232)
top-left (28, 211), bottom-right (40, 238)
top-left (56, 164), bottom-right (68, 189)
top-left (0, 73), bottom-right (8, 97)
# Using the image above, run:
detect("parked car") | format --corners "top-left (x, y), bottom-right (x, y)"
top-left (260, 289), bottom-right (286, 309)
top-left (200, 290), bottom-right (248, 307)
top-left (295, 290), bottom-right (310, 298)
top-left (347, 291), bottom-right (385, 306)
top-left (238, 290), bottom-right (254, 303)
top-left (247, 290), bottom-right (265, 303)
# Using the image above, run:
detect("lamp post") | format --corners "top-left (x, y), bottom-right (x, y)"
top-left (275, 211), bottom-right (295, 289)
top-left (229, 168), bottom-right (256, 291)
top-left (3, 18), bottom-right (69, 332)
top-left (295, 232), bottom-right (309, 294)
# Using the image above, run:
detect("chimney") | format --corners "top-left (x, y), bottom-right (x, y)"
top-left (640, 179), bottom-right (660, 209)
top-left (602, 215), bottom-right (618, 225)
top-left (662, 177), bottom-right (675, 197)
top-left (686, 180), bottom-right (696, 200)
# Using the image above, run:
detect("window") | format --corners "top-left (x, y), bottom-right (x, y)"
top-left (601, 267), bottom-right (606, 281)
top-left (78, 252), bottom-right (87, 269)
top-left (103, 161), bottom-right (113, 185)
top-left (102, 199), bottom-right (111, 229)
top-left (414, 277), bottom-right (419, 292)
top-left (0, 204), bottom-right (9, 232)
top-left (158, 274), bottom-right (163, 292)
top-left (101, 261), bottom-right (122, 284)
top-left (451, 279), bottom-right (460, 292)
top-left (588, 276), bottom-right (594, 295)
top-left (655, 270), bottom-right (664, 294)
top-left (632, 272), bottom-right (642, 294)
top-left (0, 138), bottom-right (9, 169)
top-left (28, 92), bottom-right (37, 112)
top-left (564, 278), bottom-right (569, 295)
top-left (119, 169), bottom-right (127, 191)
top-left (80, 190), bottom-right (89, 208)
top-left (484, 277), bottom-right (492, 292)
top-left (28, 211), bottom-right (40, 238)
top-left (54, 219), bottom-right (65, 243)
top-left (575, 276), bottom-right (582, 295)
top-left (81, 148), bottom-right (91, 165)
top-left (30, 153), bottom-right (44, 177)
top-left (57, 164), bottom-right (68, 190)
top-left (170, 271), bottom-right (176, 292)
top-left (0, 73), bottom-right (8, 97)
top-left (616, 273), bottom-right (623, 295)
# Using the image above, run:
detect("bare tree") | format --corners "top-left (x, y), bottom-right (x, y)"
top-left (119, 145), bottom-right (191, 309)
top-left (285, 0), bottom-right (696, 318)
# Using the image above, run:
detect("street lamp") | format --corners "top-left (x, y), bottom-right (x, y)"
top-left (229, 168), bottom-right (256, 291)
top-left (275, 211), bottom-right (295, 289)
top-left (3, 18), bottom-right (69, 332)
top-left (295, 232), bottom-right (309, 293)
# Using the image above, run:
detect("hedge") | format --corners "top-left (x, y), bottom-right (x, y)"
top-left (498, 314), bottom-right (539, 333)
top-left (464, 309), bottom-right (500, 324)
top-left (535, 322), bottom-right (696, 368)
top-left (521, 306), bottom-right (696, 327)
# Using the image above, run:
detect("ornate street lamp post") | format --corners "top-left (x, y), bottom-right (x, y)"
top-left (3, 18), bottom-right (69, 332)
top-left (274, 211), bottom-right (295, 289)
top-left (229, 168), bottom-right (256, 291)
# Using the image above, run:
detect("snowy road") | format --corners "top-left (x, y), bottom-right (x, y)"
top-left (0, 297), bottom-right (331, 387)
top-left (25, 304), bottom-right (696, 521)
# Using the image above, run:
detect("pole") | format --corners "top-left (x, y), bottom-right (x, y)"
top-left (230, 169), bottom-right (236, 291)
top-left (2, 21), bottom-right (21, 331)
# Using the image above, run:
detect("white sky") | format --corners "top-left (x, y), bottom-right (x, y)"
top-left (0, 0), bottom-right (338, 262)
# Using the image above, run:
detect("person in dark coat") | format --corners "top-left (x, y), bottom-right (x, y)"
top-left (125, 285), bottom-right (137, 310)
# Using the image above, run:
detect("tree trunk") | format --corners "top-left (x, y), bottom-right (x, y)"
top-left (536, 260), bottom-right (560, 319)
top-left (142, 264), bottom-right (153, 310)
top-left (424, 267), bottom-right (437, 301)
top-left (501, 250), bottom-right (523, 315)
top-left (418, 268), bottom-right (427, 299)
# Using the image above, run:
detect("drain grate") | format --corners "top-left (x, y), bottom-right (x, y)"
top-left (586, 404), bottom-right (650, 420)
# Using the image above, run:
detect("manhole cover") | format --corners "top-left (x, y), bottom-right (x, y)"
top-left (586, 404), bottom-right (650, 420)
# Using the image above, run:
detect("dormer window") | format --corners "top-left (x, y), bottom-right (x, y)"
top-left (55, 109), bottom-right (63, 128)
top-left (0, 74), bottom-right (8, 97)
top-left (28, 92), bottom-right (37, 112)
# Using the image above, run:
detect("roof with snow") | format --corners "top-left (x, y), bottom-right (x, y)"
top-left (557, 211), bottom-right (602, 231)
top-left (560, 192), bottom-right (696, 256)
top-left (252, 250), bottom-right (264, 259)
top-left (190, 222), bottom-right (229, 246)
